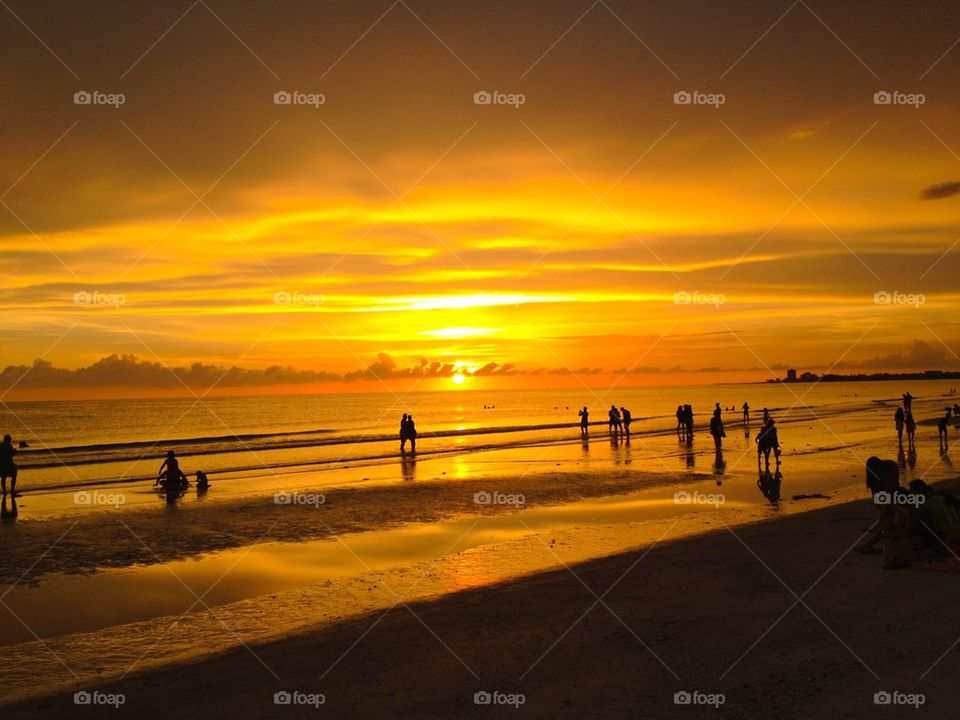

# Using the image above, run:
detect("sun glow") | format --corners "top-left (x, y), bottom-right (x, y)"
top-left (452, 372), bottom-right (467, 386)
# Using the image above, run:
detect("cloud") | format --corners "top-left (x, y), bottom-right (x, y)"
top-left (0, 353), bottom-right (604, 390)
top-left (844, 339), bottom-right (958, 370)
top-left (920, 181), bottom-right (960, 200)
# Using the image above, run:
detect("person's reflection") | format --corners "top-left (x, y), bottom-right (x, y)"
top-left (581, 435), bottom-right (590, 458)
top-left (897, 445), bottom-right (906, 470)
top-left (757, 468), bottom-right (782, 505)
top-left (907, 445), bottom-right (917, 469)
top-left (743, 419), bottom-right (751, 439)
top-left (1, 493), bottom-right (17, 520)
top-left (684, 443), bottom-right (695, 469)
top-left (712, 449), bottom-right (725, 480)
top-left (401, 453), bottom-right (417, 482)
top-left (623, 435), bottom-right (632, 464)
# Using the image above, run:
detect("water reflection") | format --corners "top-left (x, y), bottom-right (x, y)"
top-left (1, 494), bottom-right (17, 520)
top-left (401, 454), bottom-right (417, 482)
top-left (757, 469), bottom-right (782, 505)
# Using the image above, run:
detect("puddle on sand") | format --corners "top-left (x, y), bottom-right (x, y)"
top-left (0, 477), bottom-right (862, 705)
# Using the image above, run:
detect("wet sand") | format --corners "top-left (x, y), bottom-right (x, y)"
top-left (6, 484), bottom-right (958, 719)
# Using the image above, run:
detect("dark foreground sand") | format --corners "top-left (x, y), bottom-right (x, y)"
top-left (8, 489), bottom-right (958, 719)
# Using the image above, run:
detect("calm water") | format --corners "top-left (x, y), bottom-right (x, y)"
top-left (0, 380), bottom-right (954, 490)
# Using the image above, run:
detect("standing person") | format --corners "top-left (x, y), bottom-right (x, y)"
top-left (905, 411), bottom-right (917, 449)
top-left (683, 405), bottom-right (694, 443)
top-left (938, 408), bottom-right (952, 451)
top-left (578, 406), bottom-right (590, 436)
top-left (710, 407), bottom-right (725, 452)
top-left (0, 435), bottom-right (17, 496)
top-left (902, 392), bottom-right (913, 413)
top-left (407, 415), bottom-right (417, 453)
top-left (676, 405), bottom-right (685, 439)
top-left (756, 417), bottom-right (781, 470)
top-left (742, 402), bottom-right (750, 424)
top-left (608, 405), bottom-right (622, 435)
top-left (399, 413), bottom-right (409, 452)
top-left (894, 407), bottom-right (905, 446)
top-left (620, 407), bottom-right (632, 438)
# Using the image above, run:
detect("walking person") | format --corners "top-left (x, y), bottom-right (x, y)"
top-left (938, 408), bottom-right (952, 452)
top-left (906, 411), bottom-right (917, 449)
top-left (894, 407), bottom-right (905, 447)
top-left (0, 434), bottom-right (18, 496)
top-left (742, 401), bottom-right (750, 424)
top-left (620, 407), bottom-right (632, 438)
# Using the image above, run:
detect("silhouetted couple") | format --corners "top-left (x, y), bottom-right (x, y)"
top-left (400, 413), bottom-right (417, 453)
top-left (0, 434), bottom-right (18, 496)
top-left (676, 405), bottom-right (694, 445)
top-left (608, 405), bottom-right (622, 434)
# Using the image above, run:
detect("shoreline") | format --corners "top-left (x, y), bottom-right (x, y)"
top-left (6, 485), bottom-right (958, 718)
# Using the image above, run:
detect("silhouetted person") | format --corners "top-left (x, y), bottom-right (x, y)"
top-left (676, 405), bottom-right (685, 439)
top-left (157, 450), bottom-right (188, 502)
top-left (399, 413), bottom-right (410, 452)
top-left (620, 407), bottom-right (632, 437)
top-left (0, 434), bottom-right (18, 496)
top-left (196, 470), bottom-right (209, 493)
top-left (608, 405), bottom-right (622, 434)
top-left (905, 411), bottom-right (917, 449)
top-left (742, 402), bottom-right (750, 424)
top-left (407, 415), bottom-right (417, 453)
top-left (938, 408), bottom-right (952, 451)
top-left (854, 456), bottom-right (903, 557)
top-left (903, 392), bottom-right (913, 412)
top-left (578, 406), bottom-right (589, 436)
top-left (709, 407), bottom-right (725, 452)
top-left (756, 417), bottom-right (781, 470)
top-left (762, 407), bottom-right (771, 425)
top-left (683, 405), bottom-right (694, 446)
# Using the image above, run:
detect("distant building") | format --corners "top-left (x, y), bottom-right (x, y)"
top-left (786, 368), bottom-right (797, 382)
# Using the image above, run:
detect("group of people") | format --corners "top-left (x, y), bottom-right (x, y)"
top-left (575, 405), bottom-right (633, 438)
top-left (155, 450), bottom-right (209, 503)
top-left (856, 455), bottom-right (960, 569)
top-left (399, 414), bottom-right (418, 453)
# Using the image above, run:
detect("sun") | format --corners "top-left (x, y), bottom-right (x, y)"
top-left (452, 372), bottom-right (467, 386)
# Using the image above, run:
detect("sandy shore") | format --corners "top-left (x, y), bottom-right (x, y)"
top-left (7, 483), bottom-right (958, 719)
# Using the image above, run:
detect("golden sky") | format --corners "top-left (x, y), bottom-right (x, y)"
top-left (2, 0), bottom-right (960, 396)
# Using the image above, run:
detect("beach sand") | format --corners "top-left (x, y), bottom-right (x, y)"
top-left (6, 483), bottom-right (957, 719)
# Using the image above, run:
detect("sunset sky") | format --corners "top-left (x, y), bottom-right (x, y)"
top-left (2, 0), bottom-right (960, 396)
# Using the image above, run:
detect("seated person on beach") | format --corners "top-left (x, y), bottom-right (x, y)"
top-left (157, 450), bottom-right (189, 491)
top-left (854, 457), bottom-right (930, 567)
top-left (0, 434), bottom-right (17, 495)
top-left (196, 470), bottom-right (209, 490)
